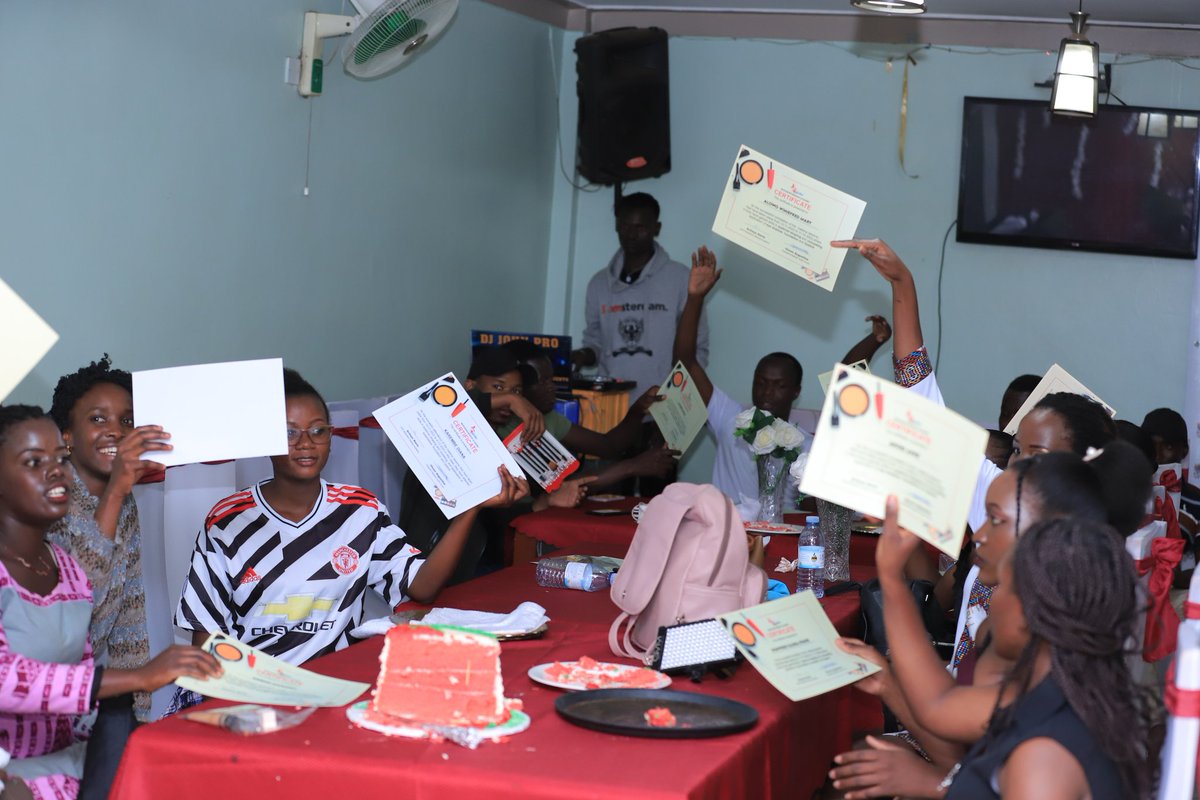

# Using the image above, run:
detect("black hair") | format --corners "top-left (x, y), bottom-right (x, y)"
top-left (468, 347), bottom-right (520, 381)
top-left (1005, 374), bottom-right (1041, 396)
top-left (282, 367), bottom-right (329, 419)
top-left (1008, 441), bottom-right (1151, 537)
top-left (987, 517), bottom-right (1156, 798)
top-left (756, 352), bottom-right (803, 387)
top-left (0, 405), bottom-right (51, 447)
top-left (986, 429), bottom-right (1013, 468)
top-left (1114, 419), bottom-right (1157, 467)
top-left (1142, 407), bottom-right (1187, 447)
top-left (614, 192), bottom-right (660, 221)
top-left (49, 355), bottom-right (133, 431)
top-left (502, 339), bottom-right (548, 366)
top-left (1031, 392), bottom-right (1116, 455)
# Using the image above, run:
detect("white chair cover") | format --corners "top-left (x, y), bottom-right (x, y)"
top-left (1158, 619), bottom-right (1200, 800)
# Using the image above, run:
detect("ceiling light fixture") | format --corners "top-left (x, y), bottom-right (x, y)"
top-left (1051, 2), bottom-right (1100, 117)
top-left (850, 0), bottom-right (926, 15)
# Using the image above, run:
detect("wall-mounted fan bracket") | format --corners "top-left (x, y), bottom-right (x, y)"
top-left (299, 12), bottom-right (357, 97)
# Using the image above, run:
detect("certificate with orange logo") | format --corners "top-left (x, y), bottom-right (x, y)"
top-left (373, 373), bottom-right (523, 519)
top-left (648, 361), bottom-right (708, 454)
top-left (712, 145), bottom-right (865, 292)
top-left (800, 364), bottom-right (987, 556)
top-left (718, 592), bottom-right (880, 701)
top-left (176, 633), bottom-right (369, 707)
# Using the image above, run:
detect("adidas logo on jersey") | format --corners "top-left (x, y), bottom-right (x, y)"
top-left (239, 567), bottom-right (262, 585)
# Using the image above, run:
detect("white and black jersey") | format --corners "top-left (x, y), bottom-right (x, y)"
top-left (175, 480), bottom-right (425, 665)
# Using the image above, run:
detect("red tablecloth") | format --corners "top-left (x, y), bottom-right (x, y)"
top-left (111, 542), bottom-right (879, 800)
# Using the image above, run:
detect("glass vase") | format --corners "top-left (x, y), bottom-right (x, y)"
top-left (815, 497), bottom-right (852, 581)
top-left (756, 456), bottom-right (787, 523)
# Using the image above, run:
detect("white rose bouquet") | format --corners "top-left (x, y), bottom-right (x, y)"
top-left (733, 408), bottom-right (805, 464)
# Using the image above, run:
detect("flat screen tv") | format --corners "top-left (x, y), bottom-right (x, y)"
top-left (957, 97), bottom-right (1200, 259)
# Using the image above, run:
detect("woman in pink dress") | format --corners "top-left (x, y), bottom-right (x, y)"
top-left (0, 405), bottom-right (220, 799)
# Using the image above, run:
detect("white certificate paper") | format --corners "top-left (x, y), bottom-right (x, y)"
top-left (800, 364), bottom-right (987, 556)
top-left (133, 358), bottom-right (288, 468)
top-left (0, 278), bottom-right (58, 402)
top-left (712, 145), bottom-right (866, 291)
top-left (718, 592), bottom-right (880, 702)
top-left (1002, 363), bottom-right (1115, 435)
top-left (648, 361), bottom-right (709, 454)
top-left (373, 373), bottom-right (522, 519)
top-left (177, 633), bottom-right (368, 707)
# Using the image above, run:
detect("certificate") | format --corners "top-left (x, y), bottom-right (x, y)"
top-left (0, 278), bottom-right (58, 403)
top-left (712, 145), bottom-right (866, 292)
top-left (132, 358), bottom-right (288, 468)
top-left (176, 633), bottom-right (369, 707)
top-left (717, 592), bottom-right (880, 702)
top-left (800, 364), bottom-right (987, 556)
top-left (817, 359), bottom-right (870, 395)
top-left (1001, 363), bottom-right (1115, 435)
top-left (373, 373), bottom-right (522, 519)
top-left (648, 361), bottom-right (708, 454)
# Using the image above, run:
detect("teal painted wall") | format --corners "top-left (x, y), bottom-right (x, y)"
top-left (545, 35), bottom-right (1199, 483)
top-left (1, 0), bottom-right (560, 404)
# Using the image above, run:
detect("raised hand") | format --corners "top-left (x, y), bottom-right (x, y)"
top-left (867, 315), bottom-right (892, 344)
top-left (835, 637), bottom-right (892, 697)
top-left (481, 467), bottom-right (531, 508)
top-left (631, 386), bottom-right (667, 417)
top-left (504, 395), bottom-right (545, 445)
top-left (688, 246), bottom-right (723, 297)
top-left (108, 425), bottom-right (172, 496)
top-left (831, 239), bottom-right (912, 285)
top-left (874, 495), bottom-right (922, 581)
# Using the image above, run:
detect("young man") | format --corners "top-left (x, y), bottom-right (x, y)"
top-left (504, 339), bottom-right (678, 490)
top-left (571, 193), bottom-right (707, 402)
top-left (674, 246), bottom-right (891, 509)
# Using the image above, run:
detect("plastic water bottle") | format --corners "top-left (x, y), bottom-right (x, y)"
top-left (535, 557), bottom-right (608, 591)
top-left (797, 515), bottom-right (825, 598)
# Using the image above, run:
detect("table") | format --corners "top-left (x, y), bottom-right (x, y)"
top-left (510, 499), bottom-right (887, 569)
top-left (111, 542), bottom-right (879, 800)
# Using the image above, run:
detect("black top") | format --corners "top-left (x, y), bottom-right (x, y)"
top-left (945, 676), bottom-right (1124, 800)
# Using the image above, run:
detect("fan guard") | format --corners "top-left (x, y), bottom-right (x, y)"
top-left (345, 0), bottom-right (459, 79)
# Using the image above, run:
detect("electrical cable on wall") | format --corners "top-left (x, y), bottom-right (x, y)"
top-left (934, 219), bottom-right (956, 373)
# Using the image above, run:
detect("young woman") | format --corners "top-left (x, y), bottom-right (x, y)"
top-left (0, 405), bottom-right (218, 800)
top-left (46, 356), bottom-right (172, 720)
top-left (829, 443), bottom-right (1151, 799)
top-left (175, 369), bottom-right (528, 666)
top-left (945, 517), bottom-right (1154, 798)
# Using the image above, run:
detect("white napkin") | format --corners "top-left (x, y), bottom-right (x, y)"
top-left (423, 601), bottom-right (549, 635)
top-left (349, 602), bottom-right (550, 639)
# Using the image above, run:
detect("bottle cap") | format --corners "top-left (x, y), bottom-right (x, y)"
top-left (805, 515), bottom-right (820, 524)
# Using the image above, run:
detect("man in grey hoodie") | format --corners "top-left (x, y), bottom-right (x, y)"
top-left (572, 192), bottom-right (709, 404)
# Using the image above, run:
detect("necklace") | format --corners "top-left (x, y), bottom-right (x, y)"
top-left (0, 541), bottom-right (54, 577)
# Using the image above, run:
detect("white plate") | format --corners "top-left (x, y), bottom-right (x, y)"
top-left (588, 494), bottom-right (626, 503)
top-left (744, 521), bottom-right (804, 535)
top-left (527, 660), bottom-right (671, 691)
top-left (346, 701), bottom-right (531, 741)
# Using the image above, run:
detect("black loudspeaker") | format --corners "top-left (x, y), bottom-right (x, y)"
top-left (575, 27), bottom-right (670, 186)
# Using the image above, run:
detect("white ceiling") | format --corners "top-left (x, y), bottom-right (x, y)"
top-left (483, 0), bottom-right (1200, 56)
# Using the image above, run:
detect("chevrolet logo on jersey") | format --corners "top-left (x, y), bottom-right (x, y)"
top-left (259, 595), bottom-right (334, 622)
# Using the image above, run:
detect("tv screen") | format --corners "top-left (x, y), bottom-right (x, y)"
top-left (957, 97), bottom-right (1200, 259)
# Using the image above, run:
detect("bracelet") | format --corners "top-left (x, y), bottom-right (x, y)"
top-left (893, 346), bottom-right (932, 387)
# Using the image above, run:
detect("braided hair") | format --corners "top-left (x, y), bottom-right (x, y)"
top-left (49, 354), bottom-right (132, 431)
top-left (987, 517), bottom-right (1156, 797)
top-left (0, 405), bottom-right (50, 446)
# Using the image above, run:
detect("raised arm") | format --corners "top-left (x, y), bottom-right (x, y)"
top-left (672, 247), bottom-right (721, 405)
top-left (561, 386), bottom-right (665, 459)
top-left (831, 240), bottom-right (923, 357)
top-left (840, 315), bottom-right (893, 366)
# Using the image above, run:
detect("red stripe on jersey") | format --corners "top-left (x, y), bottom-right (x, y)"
top-left (205, 491), bottom-right (257, 530)
top-left (325, 484), bottom-right (379, 509)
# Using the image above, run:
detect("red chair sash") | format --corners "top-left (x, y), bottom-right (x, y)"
top-left (1188, 601), bottom-right (1200, 621)
top-left (1134, 537), bottom-right (1186, 662)
top-left (1155, 493), bottom-right (1183, 540)
top-left (331, 426), bottom-right (359, 440)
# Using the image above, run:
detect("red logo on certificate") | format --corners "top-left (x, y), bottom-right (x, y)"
top-left (331, 546), bottom-right (359, 575)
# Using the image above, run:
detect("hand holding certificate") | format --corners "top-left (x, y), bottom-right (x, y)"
top-left (374, 373), bottom-right (523, 519)
top-left (712, 145), bottom-right (865, 291)
top-left (648, 361), bottom-right (708, 455)
top-left (799, 364), bottom-right (987, 556)
top-left (717, 592), bottom-right (880, 702)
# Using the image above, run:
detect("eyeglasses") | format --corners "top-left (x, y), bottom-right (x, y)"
top-left (286, 426), bottom-right (332, 444)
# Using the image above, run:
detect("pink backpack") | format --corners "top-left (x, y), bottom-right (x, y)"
top-left (609, 483), bottom-right (768, 662)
